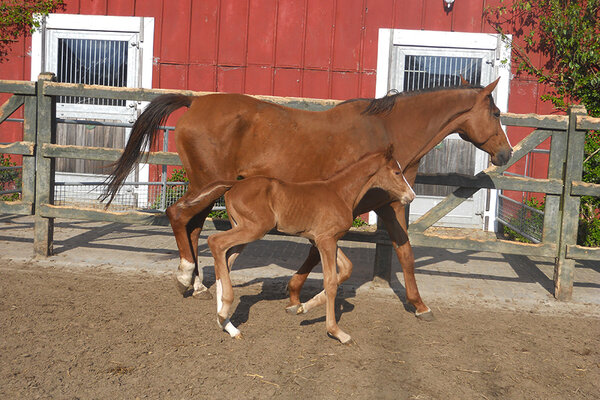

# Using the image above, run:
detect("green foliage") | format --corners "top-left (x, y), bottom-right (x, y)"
top-left (0, 0), bottom-right (64, 61)
top-left (485, 1), bottom-right (600, 247)
top-left (485, 0), bottom-right (600, 116)
top-left (352, 216), bottom-right (367, 228)
top-left (0, 153), bottom-right (21, 201)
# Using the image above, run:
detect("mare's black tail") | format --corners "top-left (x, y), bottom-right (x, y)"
top-left (101, 94), bottom-right (192, 206)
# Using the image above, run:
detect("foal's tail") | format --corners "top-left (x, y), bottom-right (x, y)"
top-left (101, 94), bottom-right (193, 206)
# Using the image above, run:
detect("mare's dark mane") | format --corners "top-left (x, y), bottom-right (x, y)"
top-left (339, 84), bottom-right (483, 116)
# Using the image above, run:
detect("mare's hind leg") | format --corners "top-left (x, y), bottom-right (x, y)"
top-left (286, 245), bottom-right (320, 313)
top-left (297, 248), bottom-right (353, 314)
top-left (376, 203), bottom-right (433, 321)
top-left (166, 190), bottom-right (214, 299)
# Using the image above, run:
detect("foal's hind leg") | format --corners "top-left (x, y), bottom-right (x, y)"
top-left (166, 190), bottom-right (214, 298)
top-left (297, 248), bottom-right (353, 314)
top-left (286, 245), bottom-right (320, 313)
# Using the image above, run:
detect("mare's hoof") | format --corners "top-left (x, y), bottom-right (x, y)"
top-left (327, 331), bottom-right (353, 345)
top-left (192, 288), bottom-right (213, 300)
top-left (415, 309), bottom-right (435, 322)
top-left (172, 275), bottom-right (190, 296)
top-left (234, 332), bottom-right (244, 340)
top-left (296, 304), bottom-right (306, 315)
top-left (285, 304), bottom-right (300, 314)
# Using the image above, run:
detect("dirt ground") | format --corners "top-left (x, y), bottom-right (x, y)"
top-left (1, 261), bottom-right (599, 400)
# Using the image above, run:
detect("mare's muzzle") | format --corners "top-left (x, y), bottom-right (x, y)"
top-left (492, 147), bottom-right (512, 166)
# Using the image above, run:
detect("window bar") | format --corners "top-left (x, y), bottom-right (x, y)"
top-left (411, 56), bottom-right (416, 91)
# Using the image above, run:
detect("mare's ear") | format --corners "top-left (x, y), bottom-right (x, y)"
top-left (384, 144), bottom-right (394, 161)
top-left (481, 77), bottom-right (500, 96)
top-left (459, 75), bottom-right (470, 86)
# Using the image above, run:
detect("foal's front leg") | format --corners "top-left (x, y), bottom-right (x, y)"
top-left (207, 231), bottom-right (242, 338)
top-left (316, 238), bottom-right (352, 344)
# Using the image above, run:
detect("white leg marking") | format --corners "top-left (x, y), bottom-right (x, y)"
top-left (215, 279), bottom-right (240, 337)
top-left (176, 258), bottom-right (195, 286)
top-left (222, 319), bottom-right (241, 338)
top-left (216, 279), bottom-right (223, 313)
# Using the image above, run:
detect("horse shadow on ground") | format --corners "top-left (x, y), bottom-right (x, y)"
top-left (192, 263), bottom-right (357, 328)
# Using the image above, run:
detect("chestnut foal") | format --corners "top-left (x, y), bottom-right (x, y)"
top-left (199, 146), bottom-right (415, 343)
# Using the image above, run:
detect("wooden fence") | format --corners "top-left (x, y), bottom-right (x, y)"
top-left (1, 73), bottom-right (599, 301)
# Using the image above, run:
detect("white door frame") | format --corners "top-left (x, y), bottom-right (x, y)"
top-left (30, 14), bottom-right (154, 202)
top-left (373, 28), bottom-right (511, 231)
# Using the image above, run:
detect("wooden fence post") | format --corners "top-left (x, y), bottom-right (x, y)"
top-left (372, 217), bottom-right (393, 285)
top-left (554, 105), bottom-right (587, 300)
top-left (33, 73), bottom-right (57, 257)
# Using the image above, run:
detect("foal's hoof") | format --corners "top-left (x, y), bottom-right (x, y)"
top-left (285, 304), bottom-right (300, 315)
top-left (295, 304), bottom-right (307, 315)
top-left (192, 288), bottom-right (213, 300)
top-left (172, 275), bottom-right (190, 296)
top-left (415, 309), bottom-right (435, 322)
top-left (233, 332), bottom-right (244, 340)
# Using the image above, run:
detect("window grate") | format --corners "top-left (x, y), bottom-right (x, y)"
top-left (57, 38), bottom-right (128, 106)
top-left (403, 55), bottom-right (482, 91)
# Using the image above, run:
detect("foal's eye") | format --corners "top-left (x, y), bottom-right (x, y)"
top-left (494, 111), bottom-right (501, 118)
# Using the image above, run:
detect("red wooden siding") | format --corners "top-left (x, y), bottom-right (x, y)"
top-left (0, 0), bottom-right (556, 191)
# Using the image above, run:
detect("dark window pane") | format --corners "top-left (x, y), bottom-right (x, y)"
top-left (403, 55), bottom-right (482, 91)
top-left (57, 38), bottom-right (128, 106)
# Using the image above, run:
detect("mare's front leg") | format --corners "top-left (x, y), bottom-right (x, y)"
top-left (297, 248), bottom-right (353, 314)
top-left (166, 190), bottom-right (214, 299)
top-left (316, 238), bottom-right (352, 344)
top-left (286, 245), bottom-right (320, 313)
top-left (377, 203), bottom-right (433, 321)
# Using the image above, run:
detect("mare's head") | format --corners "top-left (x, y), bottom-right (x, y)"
top-left (370, 145), bottom-right (416, 206)
top-left (454, 78), bottom-right (512, 166)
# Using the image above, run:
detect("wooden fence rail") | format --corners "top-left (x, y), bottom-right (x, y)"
top-left (1, 74), bottom-right (599, 301)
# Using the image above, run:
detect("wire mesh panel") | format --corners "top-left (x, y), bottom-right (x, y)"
top-left (497, 194), bottom-right (544, 243)
top-left (403, 55), bottom-right (482, 91)
top-left (53, 182), bottom-right (226, 213)
top-left (57, 38), bottom-right (128, 106)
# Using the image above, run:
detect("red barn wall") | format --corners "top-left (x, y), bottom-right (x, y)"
top-left (0, 0), bottom-right (555, 190)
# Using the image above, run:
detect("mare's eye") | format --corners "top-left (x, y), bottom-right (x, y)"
top-left (494, 111), bottom-right (501, 118)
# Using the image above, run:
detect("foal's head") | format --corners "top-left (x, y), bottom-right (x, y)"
top-left (454, 78), bottom-right (512, 166)
top-left (370, 145), bottom-right (416, 206)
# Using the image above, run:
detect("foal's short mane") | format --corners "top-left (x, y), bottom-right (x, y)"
top-left (339, 84), bottom-right (484, 116)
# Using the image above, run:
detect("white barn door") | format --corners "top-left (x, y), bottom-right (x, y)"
top-left (375, 29), bottom-right (511, 231)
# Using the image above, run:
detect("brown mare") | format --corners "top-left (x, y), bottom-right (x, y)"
top-left (200, 146), bottom-right (415, 343)
top-left (103, 78), bottom-right (512, 321)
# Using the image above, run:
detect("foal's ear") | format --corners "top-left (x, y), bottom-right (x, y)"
top-left (384, 144), bottom-right (395, 161)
